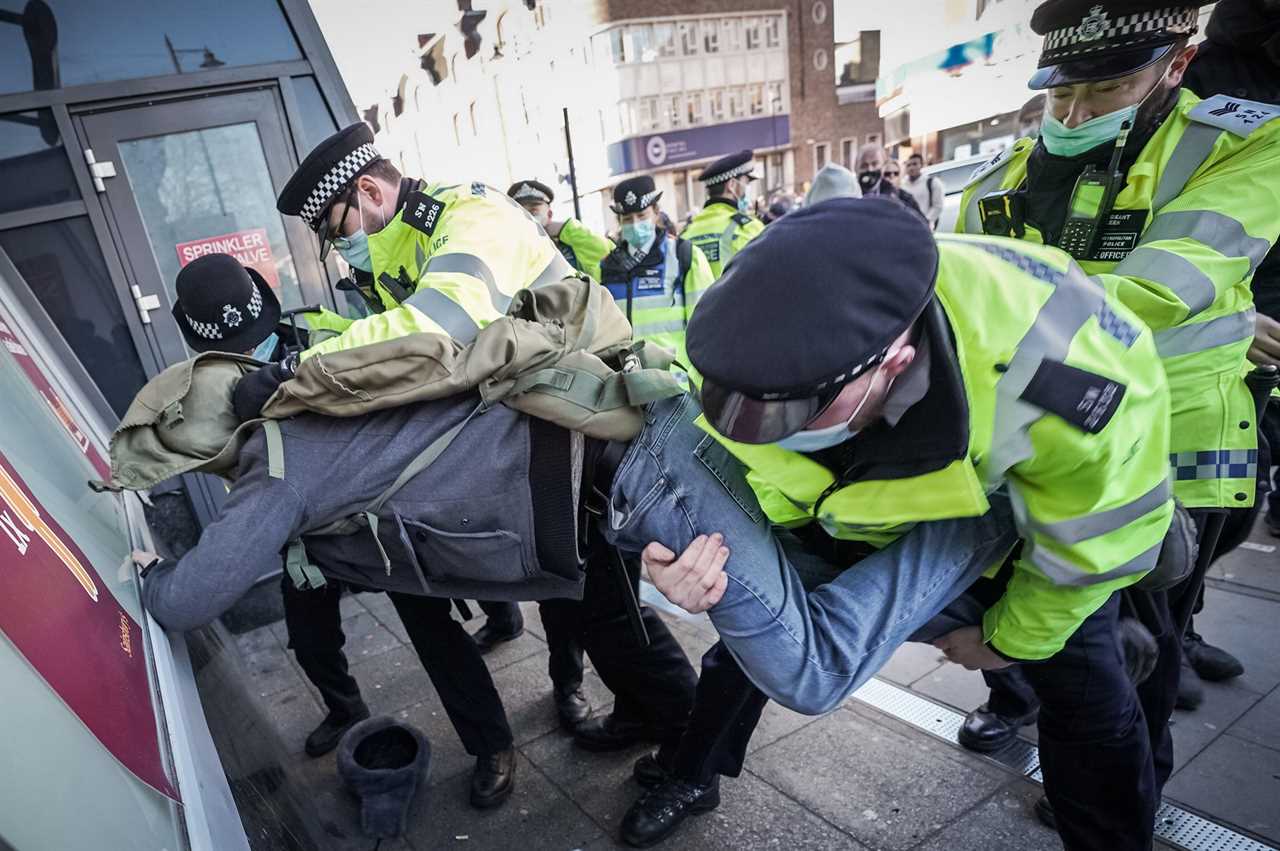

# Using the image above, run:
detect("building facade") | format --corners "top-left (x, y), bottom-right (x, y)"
top-left (337, 1), bottom-right (886, 232)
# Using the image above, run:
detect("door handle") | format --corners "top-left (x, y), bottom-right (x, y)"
top-left (130, 284), bottom-right (162, 324)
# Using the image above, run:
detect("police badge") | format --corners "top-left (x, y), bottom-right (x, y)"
top-left (1076, 6), bottom-right (1108, 41)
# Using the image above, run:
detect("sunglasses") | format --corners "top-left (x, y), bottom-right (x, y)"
top-left (317, 186), bottom-right (357, 262)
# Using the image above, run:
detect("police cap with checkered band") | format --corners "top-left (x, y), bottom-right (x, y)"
top-left (688, 196), bottom-right (938, 445)
top-left (172, 253), bottom-right (281, 354)
top-left (1029, 1), bottom-right (1204, 90)
top-left (507, 179), bottom-right (555, 206)
top-left (276, 122), bottom-right (382, 241)
top-left (697, 149), bottom-right (758, 185)
top-left (610, 175), bottom-right (663, 214)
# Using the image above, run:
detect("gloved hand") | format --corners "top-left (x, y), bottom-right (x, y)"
top-left (232, 357), bottom-right (294, 421)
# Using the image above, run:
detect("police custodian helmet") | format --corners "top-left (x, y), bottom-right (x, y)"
top-left (688, 197), bottom-right (938, 444)
top-left (1028, 0), bottom-right (1203, 89)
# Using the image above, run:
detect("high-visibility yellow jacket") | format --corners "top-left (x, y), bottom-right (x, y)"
top-left (703, 234), bottom-right (1173, 661)
top-left (681, 199), bottom-right (765, 279)
top-left (598, 232), bottom-right (715, 384)
top-left (303, 180), bottom-right (575, 358)
top-left (957, 90), bottom-right (1280, 508)
top-left (556, 218), bottom-right (613, 282)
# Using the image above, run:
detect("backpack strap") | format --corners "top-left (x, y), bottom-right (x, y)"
top-left (284, 539), bottom-right (327, 590)
top-left (262, 419), bottom-right (285, 479)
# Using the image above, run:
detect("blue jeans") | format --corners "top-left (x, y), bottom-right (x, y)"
top-left (603, 394), bottom-right (1020, 716)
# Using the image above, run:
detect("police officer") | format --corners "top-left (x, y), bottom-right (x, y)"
top-left (508, 179), bottom-right (614, 281)
top-left (629, 196), bottom-right (1177, 851)
top-left (172, 253), bottom-right (369, 758)
top-left (268, 123), bottom-right (698, 762)
top-left (956, 0), bottom-right (1280, 742)
top-left (680, 150), bottom-right (765, 279)
top-left (598, 175), bottom-right (715, 382)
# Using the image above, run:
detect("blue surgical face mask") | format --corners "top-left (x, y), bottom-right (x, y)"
top-left (248, 334), bottom-right (278, 362)
top-left (1039, 105), bottom-right (1138, 157)
top-left (775, 366), bottom-right (892, 453)
top-left (332, 230), bottom-right (372, 271)
top-left (621, 220), bottom-right (655, 251)
top-left (737, 196), bottom-right (750, 213)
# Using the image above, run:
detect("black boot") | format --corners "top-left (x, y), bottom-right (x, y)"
top-left (305, 704), bottom-right (371, 758)
top-left (1184, 631), bottom-right (1244, 682)
top-left (1033, 795), bottom-right (1057, 830)
top-left (958, 704), bottom-right (1037, 753)
top-left (633, 752), bottom-right (672, 789)
top-left (1176, 658), bottom-right (1204, 711)
top-left (574, 714), bottom-right (673, 752)
top-left (470, 748), bottom-right (516, 809)
top-left (554, 684), bottom-right (592, 731)
top-left (471, 622), bottom-right (524, 653)
top-left (620, 776), bottom-right (720, 848)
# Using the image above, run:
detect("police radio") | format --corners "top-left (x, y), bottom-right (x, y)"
top-left (1058, 121), bottom-right (1131, 260)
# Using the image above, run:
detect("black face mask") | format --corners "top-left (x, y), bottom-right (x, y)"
top-left (858, 169), bottom-right (882, 190)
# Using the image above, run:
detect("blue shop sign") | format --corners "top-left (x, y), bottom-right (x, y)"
top-left (607, 116), bottom-right (790, 176)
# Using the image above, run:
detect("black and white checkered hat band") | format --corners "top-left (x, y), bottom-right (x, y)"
top-left (1041, 6), bottom-right (1198, 62)
top-left (184, 314), bottom-right (224, 341)
top-left (512, 183), bottom-right (551, 204)
top-left (636, 190), bottom-right (660, 208)
top-left (246, 285), bottom-right (263, 318)
top-left (299, 142), bottom-right (380, 228)
top-left (703, 162), bottom-right (756, 185)
top-left (760, 347), bottom-right (887, 400)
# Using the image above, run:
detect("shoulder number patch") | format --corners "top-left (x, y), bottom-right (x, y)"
top-left (403, 191), bottom-right (445, 236)
top-left (1188, 95), bottom-right (1280, 138)
top-left (1020, 360), bottom-right (1126, 434)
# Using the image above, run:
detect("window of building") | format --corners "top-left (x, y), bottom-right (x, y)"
top-left (766, 81), bottom-right (785, 113)
top-left (0, 109), bottom-right (79, 215)
top-left (836, 31), bottom-right (880, 87)
top-left (708, 89), bottom-right (726, 123)
top-left (766, 152), bottom-right (785, 190)
top-left (748, 84), bottom-right (766, 117)
top-left (638, 97), bottom-right (660, 132)
top-left (686, 91), bottom-right (705, 127)
top-left (618, 101), bottom-right (633, 137)
top-left (814, 142), bottom-right (831, 172)
top-left (291, 77), bottom-right (339, 153)
top-left (0, 0), bottom-right (302, 97)
top-left (0, 218), bottom-right (149, 417)
top-left (764, 16), bottom-right (783, 49)
top-left (609, 28), bottom-right (626, 64)
top-left (655, 22), bottom-right (677, 58)
top-left (727, 87), bottom-right (746, 120)
top-left (721, 18), bottom-right (743, 53)
top-left (744, 17), bottom-right (762, 50)
top-left (841, 137), bottom-right (858, 169)
top-left (665, 94), bottom-right (683, 129)
top-left (703, 22), bottom-right (720, 54)
top-left (627, 24), bottom-right (654, 63)
top-left (678, 21), bottom-right (701, 57)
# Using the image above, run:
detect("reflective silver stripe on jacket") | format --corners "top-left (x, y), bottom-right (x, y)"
top-left (1138, 210), bottom-right (1270, 276)
top-left (1170, 448), bottom-right (1258, 482)
top-left (531, 252), bottom-right (576, 288)
top-left (1154, 307), bottom-right (1255, 358)
top-left (1028, 539), bottom-right (1162, 587)
top-left (630, 292), bottom-right (675, 311)
top-left (1028, 479), bottom-right (1170, 546)
top-left (425, 252), bottom-right (508, 313)
top-left (1112, 246), bottom-right (1217, 315)
top-left (403, 287), bottom-right (482, 343)
top-left (631, 318), bottom-right (687, 337)
top-left (1152, 122), bottom-right (1223, 212)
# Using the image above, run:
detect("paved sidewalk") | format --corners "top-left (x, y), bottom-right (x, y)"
top-left (234, 518), bottom-right (1280, 850)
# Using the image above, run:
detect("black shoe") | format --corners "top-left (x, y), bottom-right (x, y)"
top-left (1184, 632), bottom-right (1244, 682)
top-left (574, 714), bottom-right (672, 752)
top-left (555, 684), bottom-right (592, 731)
top-left (633, 752), bottom-right (673, 789)
top-left (1176, 659), bottom-right (1204, 711)
top-left (471, 622), bottom-right (524, 653)
top-left (958, 704), bottom-right (1037, 753)
top-left (1033, 795), bottom-right (1057, 830)
top-left (620, 777), bottom-right (720, 848)
top-left (304, 705), bottom-right (371, 758)
top-left (470, 748), bottom-right (516, 809)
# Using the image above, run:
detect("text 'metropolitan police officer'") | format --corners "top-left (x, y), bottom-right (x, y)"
top-left (957, 0), bottom-right (1280, 743)
top-left (680, 150), bottom-right (765, 279)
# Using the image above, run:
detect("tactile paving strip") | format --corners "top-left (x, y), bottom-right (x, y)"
top-left (850, 677), bottom-right (1277, 851)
